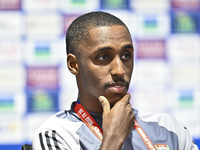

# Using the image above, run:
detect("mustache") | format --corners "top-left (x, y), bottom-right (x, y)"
top-left (104, 78), bottom-right (129, 89)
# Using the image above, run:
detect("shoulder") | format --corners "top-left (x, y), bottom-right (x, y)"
top-left (135, 109), bottom-right (199, 150)
top-left (32, 110), bottom-right (83, 150)
top-left (136, 109), bottom-right (184, 133)
top-left (35, 110), bottom-right (83, 134)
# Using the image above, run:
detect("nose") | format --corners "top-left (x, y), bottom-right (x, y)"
top-left (110, 57), bottom-right (125, 77)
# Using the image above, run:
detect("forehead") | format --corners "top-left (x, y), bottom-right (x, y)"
top-left (88, 25), bottom-right (132, 45)
top-left (78, 25), bottom-right (132, 56)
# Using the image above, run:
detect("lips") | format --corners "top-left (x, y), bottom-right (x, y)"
top-left (109, 86), bottom-right (126, 93)
top-left (106, 82), bottom-right (128, 93)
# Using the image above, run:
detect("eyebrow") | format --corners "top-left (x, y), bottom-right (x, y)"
top-left (94, 44), bottom-right (134, 54)
top-left (123, 44), bottom-right (134, 50)
top-left (94, 46), bottom-right (113, 54)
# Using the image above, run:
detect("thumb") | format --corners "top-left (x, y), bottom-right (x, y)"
top-left (98, 96), bottom-right (110, 115)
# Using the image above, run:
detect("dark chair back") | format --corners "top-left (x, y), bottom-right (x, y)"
top-left (21, 144), bottom-right (32, 150)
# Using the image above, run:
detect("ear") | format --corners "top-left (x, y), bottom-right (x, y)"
top-left (67, 53), bottom-right (79, 75)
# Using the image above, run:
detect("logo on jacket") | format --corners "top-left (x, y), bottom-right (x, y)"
top-left (155, 144), bottom-right (170, 150)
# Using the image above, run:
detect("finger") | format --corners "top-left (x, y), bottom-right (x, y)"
top-left (99, 96), bottom-right (110, 115)
top-left (127, 103), bottom-right (132, 108)
top-left (119, 94), bottom-right (131, 105)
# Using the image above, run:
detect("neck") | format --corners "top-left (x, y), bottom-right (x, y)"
top-left (77, 95), bottom-right (103, 114)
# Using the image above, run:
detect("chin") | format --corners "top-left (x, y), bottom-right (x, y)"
top-left (107, 93), bottom-right (126, 107)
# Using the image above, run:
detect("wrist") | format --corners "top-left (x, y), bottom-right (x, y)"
top-left (100, 132), bottom-right (124, 150)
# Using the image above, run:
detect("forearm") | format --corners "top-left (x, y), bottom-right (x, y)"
top-left (100, 132), bottom-right (125, 150)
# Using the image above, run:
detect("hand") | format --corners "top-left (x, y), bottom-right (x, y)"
top-left (98, 94), bottom-right (135, 150)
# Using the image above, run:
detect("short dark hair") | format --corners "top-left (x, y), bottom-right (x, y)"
top-left (65, 11), bottom-right (129, 55)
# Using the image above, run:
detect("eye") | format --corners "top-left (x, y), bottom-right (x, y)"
top-left (98, 55), bottom-right (109, 61)
top-left (121, 53), bottom-right (131, 60)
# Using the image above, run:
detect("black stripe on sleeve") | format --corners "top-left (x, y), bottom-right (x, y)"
top-left (45, 131), bottom-right (53, 150)
top-left (52, 130), bottom-right (60, 150)
top-left (39, 132), bottom-right (45, 150)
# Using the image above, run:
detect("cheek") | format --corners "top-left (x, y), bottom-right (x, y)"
top-left (81, 67), bottom-right (102, 86)
top-left (88, 70), bottom-right (107, 93)
top-left (91, 70), bottom-right (104, 84)
top-left (125, 65), bottom-right (133, 78)
top-left (79, 59), bottom-right (109, 88)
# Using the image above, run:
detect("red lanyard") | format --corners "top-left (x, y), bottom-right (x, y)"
top-left (74, 101), bottom-right (157, 150)
top-left (134, 120), bottom-right (157, 150)
top-left (74, 101), bottom-right (103, 141)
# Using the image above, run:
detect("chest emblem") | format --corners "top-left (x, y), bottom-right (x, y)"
top-left (155, 144), bottom-right (170, 150)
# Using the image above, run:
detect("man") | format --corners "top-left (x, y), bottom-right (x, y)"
top-left (32, 11), bottom-right (198, 150)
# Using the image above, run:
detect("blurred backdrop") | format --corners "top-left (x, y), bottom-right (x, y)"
top-left (0, 0), bottom-right (200, 149)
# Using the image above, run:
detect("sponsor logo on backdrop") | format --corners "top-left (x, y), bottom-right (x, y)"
top-left (179, 90), bottom-right (194, 107)
top-left (0, 0), bottom-right (21, 10)
top-left (63, 14), bottom-right (80, 34)
top-left (131, 0), bottom-right (170, 10)
top-left (136, 13), bottom-right (170, 37)
top-left (136, 40), bottom-right (165, 59)
top-left (134, 61), bottom-right (166, 84)
top-left (26, 14), bottom-right (62, 38)
top-left (25, 41), bottom-right (60, 65)
top-left (26, 67), bottom-right (58, 89)
top-left (0, 13), bottom-right (21, 37)
top-left (0, 118), bottom-right (23, 143)
top-left (171, 64), bottom-right (200, 88)
top-left (0, 95), bottom-right (14, 112)
top-left (0, 42), bottom-right (21, 63)
top-left (167, 35), bottom-right (200, 61)
top-left (101, 0), bottom-right (129, 9)
top-left (143, 17), bottom-right (158, 32)
top-left (71, 0), bottom-right (86, 5)
top-left (23, 0), bottom-right (56, 11)
top-left (34, 43), bottom-right (51, 59)
top-left (58, 0), bottom-right (99, 13)
top-left (27, 89), bottom-right (58, 113)
top-left (0, 67), bottom-right (24, 89)
top-left (132, 88), bottom-right (166, 113)
top-left (171, 0), bottom-right (200, 10)
top-left (171, 11), bottom-right (199, 33)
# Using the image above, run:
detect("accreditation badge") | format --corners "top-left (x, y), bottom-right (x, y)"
top-left (155, 144), bottom-right (170, 150)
